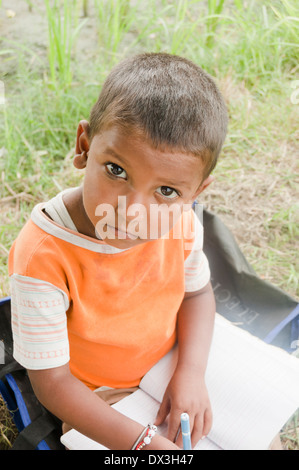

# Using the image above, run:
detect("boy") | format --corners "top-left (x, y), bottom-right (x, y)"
top-left (8, 53), bottom-right (228, 450)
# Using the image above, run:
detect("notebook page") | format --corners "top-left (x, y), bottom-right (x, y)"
top-left (205, 316), bottom-right (299, 450)
top-left (139, 315), bottom-right (299, 450)
top-left (60, 428), bottom-right (105, 450)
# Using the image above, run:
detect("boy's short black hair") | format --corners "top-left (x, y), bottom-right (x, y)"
top-left (88, 52), bottom-right (228, 179)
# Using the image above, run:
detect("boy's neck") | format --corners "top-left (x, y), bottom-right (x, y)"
top-left (62, 186), bottom-right (99, 239)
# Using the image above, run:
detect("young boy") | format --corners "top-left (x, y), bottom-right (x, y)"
top-left (8, 53), bottom-right (228, 450)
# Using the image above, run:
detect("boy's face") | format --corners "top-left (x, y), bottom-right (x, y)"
top-left (73, 121), bottom-right (213, 249)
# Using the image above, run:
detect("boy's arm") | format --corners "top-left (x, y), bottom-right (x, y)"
top-left (155, 281), bottom-right (215, 447)
top-left (177, 281), bottom-right (215, 375)
top-left (28, 365), bottom-right (179, 450)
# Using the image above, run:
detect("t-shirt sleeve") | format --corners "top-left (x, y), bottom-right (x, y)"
top-left (184, 211), bottom-right (211, 292)
top-left (10, 273), bottom-right (70, 370)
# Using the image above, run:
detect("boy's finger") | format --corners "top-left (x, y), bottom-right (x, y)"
top-left (154, 396), bottom-right (170, 426)
top-left (190, 413), bottom-right (204, 447)
top-left (202, 407), bottom-right (213, 438)
top-left (167, 412), bottom-right (181, 443)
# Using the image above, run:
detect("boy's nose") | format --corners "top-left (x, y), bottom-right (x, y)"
top-left (118, 190), bottom-right (149, 215)
top-left (115, 191), bottom-right (149, 233)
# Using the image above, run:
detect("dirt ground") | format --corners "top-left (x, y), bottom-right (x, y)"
top-left (0, 0), bottom-right (99, 75)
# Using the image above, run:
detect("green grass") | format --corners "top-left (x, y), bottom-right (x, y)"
top-left (0, 0), bottom-right (298, 449)
top-left (44, 0), bottom-right (87, 89)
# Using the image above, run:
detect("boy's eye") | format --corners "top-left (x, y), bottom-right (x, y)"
top-left (156, 186), bottom-right (179, 199)
top-left (106, 163), bottom-right (127, 179)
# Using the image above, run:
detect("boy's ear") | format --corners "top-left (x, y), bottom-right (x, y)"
top-left (74, 120), bottom-right (91, 169)
top-left (192, 174), bottom-right (214, 200)
top-left (183, 175), bottom-right (214, 212)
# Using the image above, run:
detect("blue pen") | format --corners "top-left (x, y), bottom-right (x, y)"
top-left (180, 413), bottom-right (192, 450)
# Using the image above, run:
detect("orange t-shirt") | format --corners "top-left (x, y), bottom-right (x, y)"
top-left (8, 193), bottom-right (210, 389)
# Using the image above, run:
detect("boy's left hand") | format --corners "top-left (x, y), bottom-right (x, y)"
top-left (154, 366), bottom-right (212, 448)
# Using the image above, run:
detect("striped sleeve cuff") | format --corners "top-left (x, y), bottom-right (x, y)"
top-left (10, 274), bottom-right (70, 370)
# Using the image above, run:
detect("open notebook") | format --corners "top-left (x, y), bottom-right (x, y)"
top-left (61, 314), bottom-right (299, 450)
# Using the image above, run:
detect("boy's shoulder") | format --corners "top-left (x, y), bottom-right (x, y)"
top-left (8, 201), bottom-right (71, 290)
top-left (9, 215), bottom-right (52, 268)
